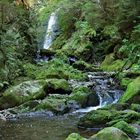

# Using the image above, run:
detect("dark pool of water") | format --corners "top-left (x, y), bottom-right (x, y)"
top-left (0, 113), bottom-right (97, 140)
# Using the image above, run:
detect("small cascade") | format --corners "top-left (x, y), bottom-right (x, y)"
top-left (75, 72), bottom-right (123, 113)
top-left (43, 12), bottom-right (58, 49)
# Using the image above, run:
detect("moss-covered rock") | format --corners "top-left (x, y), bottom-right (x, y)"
top-left (100, 103), bottom-right (129, 111)
top-left (101, 53), bottom-right (124, 71)
top-left (69, 86), bottom-right (99, 107)
top-left (0, 80), bottom-right (46, 109)
top-left (45, 79), bottom-right (72, 94)
top-left (72, 60), bottom-right (100, 72)
top-left (65, 133), bottom-right (87, 140)
top-left (78, 109), bottom-right (118, 128)
top-left (113, 121), bottom-right (138, 136)
top-left (120, 78), bottom-right (133, 88)
top-left (108, 110), bottom-right (140, 126)
top-left (119, 77), bottom-right (140, 103)
top-left (78, 106), bottom-right (140, 128)
top-left (34, 97), bottom-right (69, 114)
top-left (89, 127), bottom-right (132, 140)
top-left (23, 59), bottom-right (88, 81)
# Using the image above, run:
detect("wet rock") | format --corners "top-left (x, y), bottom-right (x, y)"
top-left (78, 107), bottom-right (140, 129)
top-left (45, 79), bottom-right (72, 94)
top-left (66, 133), bottom-right (87, 140)
top-left (0, 80), bottom-right (47, 109)
top-left (86, 93), bottom-right (100, 107)
top-left (78, 109), bottom-right (117, 128)
top-left (89, 127), bottom-right (132, 140)
top-left (101, 103), bottom-right (129, 111)
top-left (119, 77), bottom-right (140, 104)
top-left (69, 86), bottom-right (99, 107)
top-left (39, 49), bottom-right (56, 57)
top-left (34, 97), bottom-right (69, 114)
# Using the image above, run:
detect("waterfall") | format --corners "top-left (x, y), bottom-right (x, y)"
top-left (43, 12), bottom-right (58, 49)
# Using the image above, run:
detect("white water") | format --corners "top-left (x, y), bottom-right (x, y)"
top-left (74, 72), bottom-right (123, 113)
top-left (43, 12), bottom-right (58, 49)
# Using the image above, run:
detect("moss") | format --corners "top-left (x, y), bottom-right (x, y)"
top-left (130, 104), bottom-right (140, 112)
top-left (119, 77), bottom-right (140, 103)
top-left (23, 58), bottom-right (88, 81)
top-left (69, 86), bottom-right (92, 107)
top-left (0, 80), bottom-right (46, 109)
top-left (78, 109), bottom-right (118, 128)
top-left (90, 127), bottom-right (132, 140)
top-left (113, 121), bottom-right (138, 136)
top-left (120, 78), bottom-right (133, 88)
top-left (34, 97), bottom-right (69, 114)
top-left (101, 53), bottom-right (124, 71)
top-left (45, 78), bottom-right (72, 94)
top-left (65, 133), bottom-right (86, 140)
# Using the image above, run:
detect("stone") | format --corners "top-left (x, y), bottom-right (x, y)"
top-left (113, 121), bottom-right (138, 135)
top-left (89, 127), bottom-right (132, 140)
top-left (65, 133), bottom-right (87, 140)
top-left (119, 77), bottom-right (140, 104)
top-left (0, 80), bottom-right (46, 109)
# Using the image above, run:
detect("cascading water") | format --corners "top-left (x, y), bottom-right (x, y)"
top-left (73, 72), bottom-right (123, 113)
top-left (43, 12), bottom-right (58, 49)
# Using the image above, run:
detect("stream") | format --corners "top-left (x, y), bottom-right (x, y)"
top-left (0, 72), bottom-right (123, 140)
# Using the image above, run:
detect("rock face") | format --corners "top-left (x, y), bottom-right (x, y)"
top-left (119, 77), bottom-right (140, 104)
top-left (0, 80), bottom-right (46, 109)
top-left (89, 127), bottom-right (132, 140)
top-left (65, 133), bottom-right (87, 140)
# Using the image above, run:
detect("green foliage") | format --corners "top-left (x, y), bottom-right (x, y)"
top-left (0, 0), bottom-right (38, 86)
top-left (23, 58), bottom-right (88, 81)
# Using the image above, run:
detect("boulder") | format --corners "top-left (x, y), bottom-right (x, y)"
top-left (45, 79), bottom-right (72, 94)
top-left (119, 77), bottom-right (140, 104)
top-left (34, 97), bottom-right (69, 114)
top-left (113, 121), bottom-right (138, 136)
top-left (69, 86), bottom-right (99, 107)
top-left (89, 127), bottom-right (132, 140)
top-left (65, 133), bottom-right (87, 140)
top-left (78, 109), bottom-right (118, 128)
top-left (0, 80), bottom-right (46, 109)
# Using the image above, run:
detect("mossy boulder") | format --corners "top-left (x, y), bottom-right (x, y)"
top-left (101, 53), bottom-right (124, 71)
top-left (8, 100), bottom-right (41, 114)
top-left (0, 80), bottom-right (46, 109)
top-left (45, 79), bottom-right (72, 94)
top-left (69, 86), bottom-right (99, 107)
top-left (101, 103), bottom-right (129, 111)
top-left (120, 78), bottom-right (133, 88)
top-left (119, 77), bottom-right (140, 103)
top-left (72, 60), bottom-right (99, 72)
top-left (78, 107), bottom-right (140, 129)
top-left (108, 110), bottom-right (140, 126)
top-left (113, 121), bottom-right (138, 136)
top-left (89, 127), bottom-right (132, 140)
top-left (65, 133), bottom-right (87, 140)
top-left (34, 97), bottom-right (69, 114)
top-left (78, 109), bottom-right (118, 128)
top-left (24, 59), bottom-right (88, 81)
